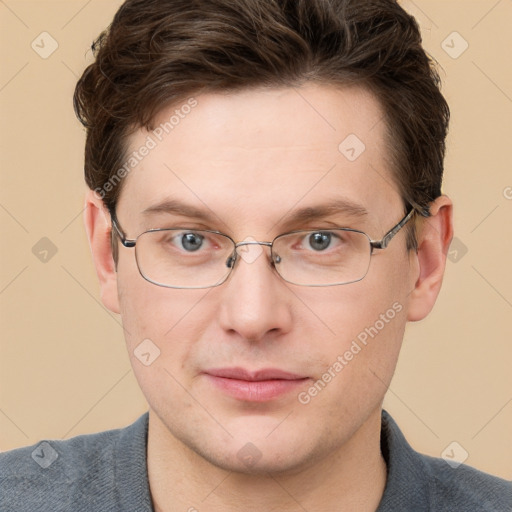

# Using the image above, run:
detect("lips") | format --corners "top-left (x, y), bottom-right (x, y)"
top-left (203, 367), bottom-right (309, 402)
top-left (206, 367), bottom-right (305, 381)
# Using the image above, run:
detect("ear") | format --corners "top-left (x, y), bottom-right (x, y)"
top-left (83, 189), bottom-right (120, 314)
top-left (407, 195), bottom-right (454, 322)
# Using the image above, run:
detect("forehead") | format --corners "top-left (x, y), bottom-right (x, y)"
top-left (118, 83), bottom-right (402, 234)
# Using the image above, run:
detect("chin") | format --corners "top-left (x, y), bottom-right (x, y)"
top-left (199, 440), bottom-right (320, 477)
top-left (183, 419), bottom-right (332, 477)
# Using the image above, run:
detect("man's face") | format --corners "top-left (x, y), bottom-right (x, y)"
top-left (113, 84), bottom-right (417, 473)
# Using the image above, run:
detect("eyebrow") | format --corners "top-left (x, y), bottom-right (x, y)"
top-left (141, 197), bottom-right (368, 229)
top-left (141, 199), bottom-right (225, 227)
top-left (278, 199), bottom-right (368, 230)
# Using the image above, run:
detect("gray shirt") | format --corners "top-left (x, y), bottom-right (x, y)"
top-left (1, 410), bottom-right (510, 511)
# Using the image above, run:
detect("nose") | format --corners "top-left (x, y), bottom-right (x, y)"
top-left (217, 242), bottom-right (293, 342)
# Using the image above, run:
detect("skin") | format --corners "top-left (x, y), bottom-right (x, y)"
top-left (84, 83), bottom-right (453, 511)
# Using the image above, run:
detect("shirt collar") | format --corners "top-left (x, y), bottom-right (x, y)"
top-left (377, 409), bottom-right (432, 511)
top-left (114, 412), bottom-right (154, 511)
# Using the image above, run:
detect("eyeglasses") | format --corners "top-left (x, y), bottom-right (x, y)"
top-left (110, 208), bottom-right (416, 289)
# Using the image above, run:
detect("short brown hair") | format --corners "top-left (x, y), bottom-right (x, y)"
top-left (74, 0), bottom-right (450, 255)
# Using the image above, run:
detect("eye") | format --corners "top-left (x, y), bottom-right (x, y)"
top-left (307, 232), bottom-right (333, 251)
top-left (178, 232), bottom-right (205, 252)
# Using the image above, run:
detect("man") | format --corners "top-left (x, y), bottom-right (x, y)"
top-left (1, 0), bottom-right (510, 510)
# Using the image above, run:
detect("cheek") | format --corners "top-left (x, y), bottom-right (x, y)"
top-left (116, 272), bottom-right (214, 412)
top-left (300, 263), bottom-right (406, 341)
top-left (296, 255), bottom-right (410, 397)
top-left (117, 251), bottom-right (186, 337)
top-left (304, 288), bottom-right (406, 375)
top-left (116, 256), bottom-right (209, 364)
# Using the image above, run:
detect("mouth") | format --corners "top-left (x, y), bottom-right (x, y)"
top-left (203, 367), bottom-right (310, 402)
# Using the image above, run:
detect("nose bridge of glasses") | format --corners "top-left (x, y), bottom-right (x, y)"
top-left (235, 240), bottom-right (273, 249)
top-left (224, 240), bottom-right (276, 270)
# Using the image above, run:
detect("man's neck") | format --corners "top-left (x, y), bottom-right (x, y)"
top-left (147, 408), bottom-right (387, 512)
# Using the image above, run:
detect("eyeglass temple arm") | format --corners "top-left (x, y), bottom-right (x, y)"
top-left (370, 208), bottom-right (416, 250)
top-left (109, 210), bottom-right (136, 248)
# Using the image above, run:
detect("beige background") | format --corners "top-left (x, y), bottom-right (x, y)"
top-left (0, 0), bottom-right (511, 481)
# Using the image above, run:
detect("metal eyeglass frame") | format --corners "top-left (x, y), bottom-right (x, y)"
top-left (109, 207), bottom-right (416, 288)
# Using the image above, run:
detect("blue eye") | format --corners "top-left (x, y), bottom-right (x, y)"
top-left (308, 232), bottom-right (333, 251)
top-left (180, 232), bottom-right (204, 252)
